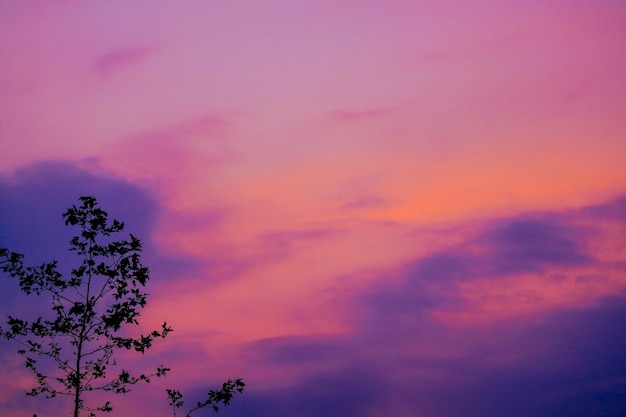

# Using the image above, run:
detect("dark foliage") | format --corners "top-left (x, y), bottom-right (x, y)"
top-left (0, 196), bottom-right (243, 417)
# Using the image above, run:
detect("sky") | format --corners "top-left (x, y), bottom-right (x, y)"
top-left (1, 1), bottom-right (626, 416)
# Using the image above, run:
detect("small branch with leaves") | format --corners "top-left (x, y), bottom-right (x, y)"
top-left (167, 378), bottom-right (246, 417)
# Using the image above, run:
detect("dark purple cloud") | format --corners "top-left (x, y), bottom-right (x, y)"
top-left (399, 294), bottom-right (626, 417)
top-left (0, 160), bottom-right (204, 305)
top-left (206, 197), bottom-right (626, 417)
top-left (246, 335), bottom-right (351, 366)
top-left (479, 217), bottom-right (593, 273)
top-left (582, 194), bottom-right (626, 222)
top-left (402, 214), bottom-right (593, 288)
top-left (178, 363), bottom-right (387, 417)
top-left (0, 161), bottom-right (156, 253)
top-left (209, 293), bottom-right (626, 417)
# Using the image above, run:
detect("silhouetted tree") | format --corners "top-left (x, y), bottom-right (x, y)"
top-left (0, 196), bottom-right (243, 417)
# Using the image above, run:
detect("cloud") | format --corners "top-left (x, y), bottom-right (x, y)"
top-left (289, 198), bottom-right (625, 416)
top-left (256, 227), bottom-right (341, 260)
top-left (582, 194), bottom-right (626, 222)
top-left (200, 293), bottom-right (626, 417)
top-left (97, 115), bottom-right (237, 189)
top-left (94, 45), bottom-right (151, 76)
top-left (480, 217), bottom-right (592, 269)
top-left (0, 160), bottom-right (157, 255)
top-left (402, 294), bottom-right (626, 417)
top-left (356, 199), bottom-right (626, 327)
top-left (417, 216), bottom-right (593, 282)
top-left (340, 195), bottom-right (385, 210)
top-left (328, 106), bottom-right (398, 122)
top-left (246, 335), bottom-right (350, 367)
top-left (0, 160), bottom-right (205, 301)
top-left (386, 214), bottom-right (594, 300)
top-left (179, 362), bottom-right (387, 417)
top-left (192, 191), bottom-right (625, 416)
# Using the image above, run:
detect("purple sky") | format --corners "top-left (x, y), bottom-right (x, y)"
top-left (1, 1), bottom-right (626, 416)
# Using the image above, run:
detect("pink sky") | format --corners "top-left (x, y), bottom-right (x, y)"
top-left (1, 1), bottom-right (626, 416)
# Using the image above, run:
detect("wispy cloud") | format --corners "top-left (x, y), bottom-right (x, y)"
top-left (328, 106), bottom-right (398, 123)
top-left (98, 115), bottom-right (237, 189)
top-left (94, 45), bottom-right (152, 76)
top-left (340, 195), bottom-right (385, 210)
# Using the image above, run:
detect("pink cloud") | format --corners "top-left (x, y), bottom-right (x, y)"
top-left (328, 106), bottom-right (397, 122)
top-left (98, 115), bottom-right (236, 187)
top-left (94, 45), bottom-right (151, 76)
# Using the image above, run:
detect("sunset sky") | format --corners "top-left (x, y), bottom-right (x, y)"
top-left (1, 1), bottom-right (626, 416)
